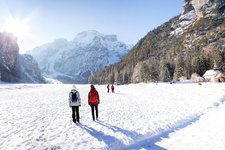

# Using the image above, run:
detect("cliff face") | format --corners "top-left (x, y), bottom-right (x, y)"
top-left (0, 33), bottom-right (19, 70)
top-left (89, 0), bottom-right (225, 84)
top-left (188, 0), bottom-right (209, 18)
top-left (0, 33), bottom-right (20, 82)
top-left (19, 54), bottom-right (46, 83)
top-left (0, 32), bottom-right (45, 83)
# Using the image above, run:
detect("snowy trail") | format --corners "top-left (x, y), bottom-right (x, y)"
top-left (157, 95), bottom-right (225, 150)
top-left (0, 83), bottom-right (225, 149)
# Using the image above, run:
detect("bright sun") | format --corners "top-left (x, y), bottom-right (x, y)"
top-left (3, 17), bottom-right (30, 38)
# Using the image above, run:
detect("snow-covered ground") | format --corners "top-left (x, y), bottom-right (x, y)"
top-left (0, 82), bottom-right (225, 150)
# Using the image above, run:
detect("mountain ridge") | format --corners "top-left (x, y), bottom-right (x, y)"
top-left (89, 0), bottom-right (225, 84)
top-left (27, 30), bottom-right (131, 83)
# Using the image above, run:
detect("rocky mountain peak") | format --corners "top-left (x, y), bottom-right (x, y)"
top-left (171, 0), bottom-right (224, 36)
top-left (0, 32), bottom-right (45, 83)
top-left (183, 0), bottom-right (209, 18)
top-left (0, 32), bottom-right (19, 70)
top-left (28, 30), bottom-right (131, 83)
top-left (72, 30), bottom-right (118, 45)
top-left (182, 0), bottom-right (223, 19)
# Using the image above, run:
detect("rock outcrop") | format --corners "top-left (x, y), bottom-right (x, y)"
top-left (0, 32), bottom-right (45, 83)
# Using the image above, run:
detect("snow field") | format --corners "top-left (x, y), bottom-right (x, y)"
top-left (0, 83), bottom-right (224, 150)
top-left (157, 96), bottom-right (225, 150)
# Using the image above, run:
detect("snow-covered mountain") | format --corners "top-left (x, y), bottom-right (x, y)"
top-left (0, 32), bottom-right (45, 83)
top-left (19, 54), bottom-right (46, 83)
top-left (27, 30), bottom-right (131, 83)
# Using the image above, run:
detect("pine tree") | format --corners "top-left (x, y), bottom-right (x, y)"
top-left (117, 73), bottom-right (123, 84)
top-left (197, 55), bottom-right (210, 76)
top-left (166, 62), bottom-right (175, 80)
top-left (140, 63), bottom-right (151, 82)
top-left (124, 72), bottom-right (129, 84)
top-left (150, 64), bottom-right (159, 82)
top-left (174, 54), bottom-right (185, 80)
top-left (110, 74), bottom-right (115, 84)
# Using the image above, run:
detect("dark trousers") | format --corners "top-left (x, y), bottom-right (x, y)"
top-left (72, 106), bottom-right (80, 123)
top-left (90, 105), bottom-right (98, 120)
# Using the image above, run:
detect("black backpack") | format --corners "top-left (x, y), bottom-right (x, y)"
top-left (71, 91), bottom-right (78, 102)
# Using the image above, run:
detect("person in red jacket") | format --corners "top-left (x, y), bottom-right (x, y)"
top-left (88, 84), bottom-right (100, 121)
top-left (111, 84), bottom-right (115, 93)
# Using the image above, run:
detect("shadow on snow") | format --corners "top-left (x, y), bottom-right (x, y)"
top-left (78, 94), bottom-right (225, 150)
top-left (78, 123), bottom-right (125, 149)
top-left (79, 120), bottom-right (166, 150)
top-left (122, 94), bottom-right (225, 150)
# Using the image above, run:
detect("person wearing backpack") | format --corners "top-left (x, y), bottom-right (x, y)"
top-left (88, 84), bottom-right (100, 121)
top-left (69, 85), bottom-right (81, 123)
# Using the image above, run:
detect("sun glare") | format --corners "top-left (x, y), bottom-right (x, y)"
top-left (3, 17), bottom-right (30, 38)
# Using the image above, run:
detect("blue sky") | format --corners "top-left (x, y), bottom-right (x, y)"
top-left (0, 0), bottom-right (183, 53)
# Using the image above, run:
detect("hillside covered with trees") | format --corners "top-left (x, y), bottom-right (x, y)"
top-left (89, 0), bottom-right (225, 84)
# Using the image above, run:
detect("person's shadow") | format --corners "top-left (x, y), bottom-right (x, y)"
top-left (79, 123), bottom-right (126, 149)
top-left (79, 121), bottom-right (166, 150)
top-left (96, 120), bottom-right (141, 140)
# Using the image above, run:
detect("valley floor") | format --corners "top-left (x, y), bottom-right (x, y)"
top-left (0, 82), bottom-right (225, 150)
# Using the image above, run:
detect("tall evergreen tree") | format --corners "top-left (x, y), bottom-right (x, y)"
top-left (174, 54), bottom-right (185, 80)
top-left (150, 64), bottom-right (159, 82)
top-left (140, 63), bottom-right (151, 82)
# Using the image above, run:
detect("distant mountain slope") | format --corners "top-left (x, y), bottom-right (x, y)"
top-left (90, 0), bottom-right (225, 84)
top-left (27, 30), bottom-right (131, 83)
top-left (0, 32), bottom-right (45, 83)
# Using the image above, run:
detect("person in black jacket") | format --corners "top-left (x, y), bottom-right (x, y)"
top-left (107, 84), bottom-right (110, 93)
